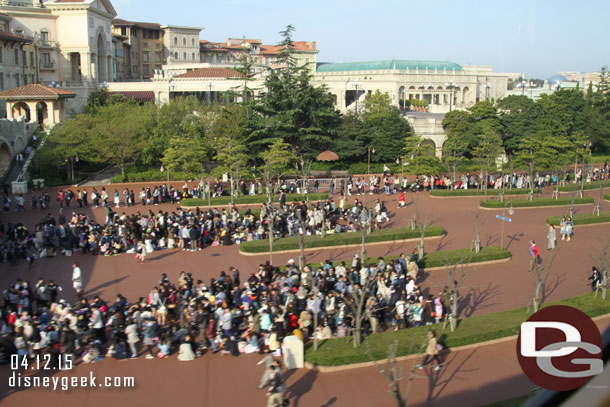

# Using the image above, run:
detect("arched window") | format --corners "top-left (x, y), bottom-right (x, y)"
top-left (182, 38), bottom-right (186, 46)
top-left (174, 37), bottom-right (177, 45)
top-left (183, 52), bottom-right (187, 60)
top-left (174, 51), bottom-right (178, 60)
top-left (191, 38), bottom-right (195, 46)
top-left (192, 53), bottom-right (195, 61)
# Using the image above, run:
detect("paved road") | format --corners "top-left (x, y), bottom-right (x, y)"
top-left (0, 183), bottom-right (608, 406)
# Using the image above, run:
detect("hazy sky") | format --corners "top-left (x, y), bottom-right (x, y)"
top-left (111, 0), bottom-right (608, 79)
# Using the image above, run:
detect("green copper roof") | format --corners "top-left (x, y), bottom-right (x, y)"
top-left (317, 60), bottom-right (462, 73)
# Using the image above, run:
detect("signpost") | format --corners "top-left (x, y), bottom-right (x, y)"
top-left (497, 214), bottom-right (512, 249)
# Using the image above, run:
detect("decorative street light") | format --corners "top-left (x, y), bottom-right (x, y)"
top-left (521, 79), bottom-right (527, 95)
top-left (485, 82), bottom-right (491, 101)
top-left (352, 79), bottom-right (362, 115)
top-left (418, 83), bottom-right (425, 102)
top-left (367, 145), bottom-right (375, 175)
top-left (168, 79), bottom-right (175, 101)
top-left (445, 80), bottom-right (457, 112)
top-left (207, 80), bottom-right (213, 104)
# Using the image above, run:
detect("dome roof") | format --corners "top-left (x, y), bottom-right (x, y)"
top-left (548, 74), bottom-right (568, 84)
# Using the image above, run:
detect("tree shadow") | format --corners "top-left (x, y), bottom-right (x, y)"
top-left (148, 249), bottom-right (179, 262)
top-left (284, 368), bottom-right (318, 407)
top-left (433, 234), bottom-right (456, 252)
top-left (459, 283), bottom-right (502, 318)
top-left (540, 272), bottom-right (567, 305)
top-left (425, 348), bottom-right (480, 404)
top-left (82, 276), bottom-right (130, 297)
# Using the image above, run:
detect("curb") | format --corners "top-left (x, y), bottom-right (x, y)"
top-left (422, 255), bottom-right (512, 271)
top-left (303, 314), bottom-right (610, 373)
top-left (238, 235), bottom-right (444, 256)
top-left (478, 203), bottom-right (593, 211)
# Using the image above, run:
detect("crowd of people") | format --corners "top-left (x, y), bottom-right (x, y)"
top-left (0, 248), bottom-right (446, 369)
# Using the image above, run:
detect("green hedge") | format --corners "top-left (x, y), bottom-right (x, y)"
top-left (480, 197), bottom-right (594, 208)
top-left (305, 292), bottom-right (610, 366)
top-left (111, 168), bottom-right (200, 183)
top-left (430, 188), bottom-right (541, 197)
top-left (239, 226), bottom-right (446, 254)
top-left (605, 195), bottom-right (610, 201)
top-left (181, 193), bottom-right (328, 207)
top-left (558, 180), bottom-right (610, 192)
top-left (546, 211), bottom-right (610, 226)
top-left (289, 246), bottom-right (510, 271)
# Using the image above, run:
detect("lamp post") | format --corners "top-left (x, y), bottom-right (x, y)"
top-left (445, 80), bottom-right (457, 112)
top-left (367, 145), bottom-right (375, 175)
top-left (485, 82), bottom-right (491, 101)
top-left (160, 164), bottom-right (169, 185)
top-left (521, 79), bottom-right (527, 95)
top-left (66, 155), bottom-right (79, 183)
top-left (207, 80), bottom-right (213, 104)
top-left (418, 83), bottom-right (425, 102)
top-left (352, 79), bottom-right (362, 115)
top-left (402, 83), bottom-right (407, 113)
top-left (500, 201), bottom-right (515, 249)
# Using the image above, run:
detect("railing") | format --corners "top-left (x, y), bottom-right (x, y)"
top-left (39, 60), bottom-right (56, 70)
top-left (39, 39), bottom-right (57, 48)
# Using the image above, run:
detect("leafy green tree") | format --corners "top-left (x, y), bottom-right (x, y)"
top-left (259, 140), bottom-right (296, 203)
top-left (585, 68), bottom-right (610, 152)
top-left (403, 134), bottom-right (439, 176)
top-left (471, 123), bottom-right (503, 193)
top-left (497, 95), bottom-right (536, 155)
top-left (441, 134), bottom-right (469, 189)
top-left (250, 25), bottom-right (340, 159)
top-left (362, 90), bottom-right (413, 163)
top-left (161, 118), bottom-right (210, 175)
top-left (210, 104), bottom-right (250, 208)
top-left (331, 112), bottom-right (366, 161)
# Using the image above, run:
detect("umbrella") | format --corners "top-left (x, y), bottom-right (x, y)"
top-left (316, 150), bottom-right (339, 161)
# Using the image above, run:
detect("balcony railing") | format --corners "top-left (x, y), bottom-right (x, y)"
top-left (39, 60), bottom-right (56, 70)
top-left (39, 39), bottom-right (57, 48)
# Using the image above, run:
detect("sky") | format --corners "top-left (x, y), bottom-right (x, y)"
top-left (110, 0), bottom-right (609, 79)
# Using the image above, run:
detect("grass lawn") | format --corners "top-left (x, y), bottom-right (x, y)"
top-left (480, 197), bottom-right (594, 208)
top-left (430, 188), bottom-right (540, 197)
top-left (479, 395), bottom-right (532, 407)
top-left (558, 180), bottom-right (610, 192)
top-left (304, 292), bottom-right (610, 366)
top-left (182, 193), bottom-right (328, 207)
top-left (239, 226), bottom-right (446, 253)
top-left (546, 211), bottom-right (610, 226)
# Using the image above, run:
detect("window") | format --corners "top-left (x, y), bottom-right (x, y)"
top-left (15, 29), bottom-right (24, 36)
top-left (142, 51), bottom-right (149, 62)
top-left (143, 42), bottom-right (148, 48)
top-left (155, 43), bottom-right (160, 49)
top-left (14, 48), bottom-right (18, 65)
top-left (15, 73), bottom-right (19, 87)
top-left (192, 52), bottom-right (195, 61)
top-left (191, 38), bottom-right (195, 46)
top-left (22, 50), bottom-right (26, 66)
top-left (131, 28), bottom-right (137, 37)
top-left (142, 64), bottom-right (149, 76)
top-left (0, 73), bottom-right (4, 90)
top-left (121, 27), bottom-right (126, 36)
top-left (41, 31), bottom-right (49, 42)
top-left (42, 53), bottom-right (51, 63)
top-left (174, 51), bottom-right (178, 60)
top-left (23, 74), bottom-right (27, 85)
top-left (30, 51), bottom-right (33, 66)
top-left (31, 74), bottom-right (34, 84)
top-left (174, 37), bottom-right (177, 45)
top-left (154, 31), bottom-right (159, 40)
top-left (183, 52), bottom-right (186, 60)
top-left (182, 37), bottom-right (186, 46)
top-left (89, 17), bottom-right (93, 28)
top-left (155, 52), bottom-right (161, 62)
top-left (0, 48), bottom-right (2, 63)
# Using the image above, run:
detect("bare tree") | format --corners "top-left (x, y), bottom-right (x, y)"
top-left (346, 269), bottom-right (376, 348)
top-left (296, 208), bottom-right (307, 270)
top-left (442, 258), bottom-right (472, 332)
top-left (568, 191), bottom-right (577, 219)
top-left (266, 206), bottom-right (274, 265)
top-left (364, 338), bottom-right (428, 407)
top-left (312, 286), bottom-right (320, 351)
top-left (411, 193), bottom-right (419, 230)
top-left (471, 210), bottom-right (484, 253)
top-left (530, 249), bottom-right (559, 313)
top-left (359, 205), bottom-right (371, 261)
top-left (416, 212), bottom-right (435, 260)
top-left (589, 242), bottom-right (610, 300)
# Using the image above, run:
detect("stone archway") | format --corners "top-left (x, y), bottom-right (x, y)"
top-left (0, 141), bottom-right (10, 174)
top-left (97, 33), bottom-right (107, 82)
top-left (36, 101), bottom-right (49, 125)
top-left (421, 139), bottom-right (436, 155)
top-left (12, 102), bottom-right (31, 122)
top-left (462, 87), bottom-right (469, 104)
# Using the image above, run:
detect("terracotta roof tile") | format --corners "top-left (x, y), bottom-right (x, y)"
top-left (107, 91), bottom-right (154, 103)
top-left (174, 68), bottom-right (245, 79)
top-left (0, 31), bottom-right (32, 43)
top-left (0, 84), bottom-right (75, 99)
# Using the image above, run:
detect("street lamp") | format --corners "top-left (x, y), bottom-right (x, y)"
top-left (521, 80), bottom-right (527, 95)
top-left (418, 83), bottom-right (425, 102)
top-left (485, 82), bottom-right (491, 101)
top-left (445, 80), bottom-right (457, 112)
top-left (352, 79), bottom-right (362, 115)
top-left (207, 80), bottom-right (213, 104)
top-left (65, 155), bottom-right (79, 183)
top-left (500, 201), bottom-right (515, 249)
top-left (367, 145), bottom-right (375, 175)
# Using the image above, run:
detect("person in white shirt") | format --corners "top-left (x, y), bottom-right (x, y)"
top-left (72, 263), bottom-right (83, 297)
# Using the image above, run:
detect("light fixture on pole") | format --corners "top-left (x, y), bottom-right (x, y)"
top-left (352, 79), bottom-right (362, 115)
top-left (207, 80), bottom-right (213, 104)
top-left (485, 82), bottom-right (491, 101)
top-left (367, 145), bottom-right (375, 175)
top-left (168, 80), bottom-right (175, 101)
top-left (445, 80), bottom-right (457, 112)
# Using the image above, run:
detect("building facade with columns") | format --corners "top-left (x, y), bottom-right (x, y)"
top-left (313, 60), bottom-right (508, 114)
top-left (0, 0), bottom-right (116, 112)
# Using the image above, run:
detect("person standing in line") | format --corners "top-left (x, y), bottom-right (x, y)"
top-left (257, 349), bottom-right (275, 389)
top-left (72, 262), bottom-right (83, 298)
top-left (529, 240), bottom-right (540, 272)
top-left (547, 225), bottom-right (557, 250)
top-left (416, 330), bottom-right (443, 371)
top-left (266, 363), bottom-right (285, 407)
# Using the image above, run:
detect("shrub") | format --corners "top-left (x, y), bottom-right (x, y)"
top-left (418, 246), bottom-right (511, 269)
top-left (304, 292), bottom-right (610, 366)
top-left (558, 180), bottom-right (610, 192)
top-left (480, 197), bottom-right (594, 208)
top-left (546, 211), bottom-right (610, 226)
top-left (430, 188), bottom-right (541, 197)
top-left (239, 226), bottom-right (446, 254)
top-left (110, 168), bottom-right (199, 183)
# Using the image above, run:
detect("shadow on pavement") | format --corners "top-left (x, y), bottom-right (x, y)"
top-left (285, 368), bottom-right (318, 407)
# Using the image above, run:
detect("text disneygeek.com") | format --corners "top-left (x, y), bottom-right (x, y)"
top-left (9, 371), bottom-right (135, 391)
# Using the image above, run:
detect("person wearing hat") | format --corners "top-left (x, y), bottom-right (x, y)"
top-left (528, 240), bottom-right (540, 272)
top-left (71, 263), bottom-right (83, 298)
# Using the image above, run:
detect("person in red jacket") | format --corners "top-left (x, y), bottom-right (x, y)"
top-left (528, 240), bottom-right (540, 272)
